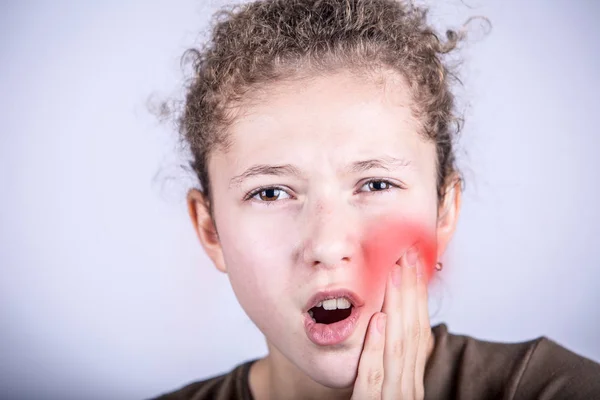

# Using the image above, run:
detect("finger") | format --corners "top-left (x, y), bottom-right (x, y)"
top-left (352, 312), bottom-right (387, 400)
top-left (413, 253), bottom-right (432, 398)
top-left (399, 245), bottom-right (421, 397)
top-left (381, 246), bottom-right (414, 398)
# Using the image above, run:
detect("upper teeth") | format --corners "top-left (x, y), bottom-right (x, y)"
top-left (320, 297), bottom-right (351, 310)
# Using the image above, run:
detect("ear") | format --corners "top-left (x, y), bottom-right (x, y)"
top-left (187, 189), bottom-right (227, 273)
top-left (436, 176), bottom-right (462, 259)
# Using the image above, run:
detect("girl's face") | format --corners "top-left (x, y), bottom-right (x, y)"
top-left (192, 70), bottom-right (459, 388)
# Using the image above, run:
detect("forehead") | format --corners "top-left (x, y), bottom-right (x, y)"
top-left (215, 70), bottom-right (432, 171)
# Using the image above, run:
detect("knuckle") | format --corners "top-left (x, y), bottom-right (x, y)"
top-left (407, 323), bottom-right (421, 341)
top-left (366, 368), bottom-right (384, 387)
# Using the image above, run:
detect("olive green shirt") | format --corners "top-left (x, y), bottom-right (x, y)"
top-left (154, 323), bottom-right (600, 399)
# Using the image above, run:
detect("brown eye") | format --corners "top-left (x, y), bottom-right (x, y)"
top-left (368, 181), bottom-right (391, 191)
top-left (361, 180), bottom-right (395, 192)
top-left (258, 188), bottom-right (281, 201)
top-left (250, 187), bottom-right (291, 202)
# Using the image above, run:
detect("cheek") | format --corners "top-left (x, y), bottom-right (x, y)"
top-left (219, 222), bottom-right (290, 314)
top-left (224, 249), bottom-right (289, 334)
top-left (361, 218), bottom-right (437, 297)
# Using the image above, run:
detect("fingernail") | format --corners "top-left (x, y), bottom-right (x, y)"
top-left (406, 245), bottom-right (418, 267)
top-left (391, 265), bottom-right (402, 287)
top-left (376, 313), bottom-right (387, 334)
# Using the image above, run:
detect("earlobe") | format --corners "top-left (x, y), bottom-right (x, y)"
top-left (187, 189), bottom-right (227, 273)
top-left (436, 177), bottom-right (462, 259)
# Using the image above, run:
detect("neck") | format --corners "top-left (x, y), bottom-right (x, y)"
top-left (249, 333), bottom-right (436, 400)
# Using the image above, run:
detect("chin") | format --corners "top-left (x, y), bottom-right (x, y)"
top-left (304, 346), bottom-right (362, 388)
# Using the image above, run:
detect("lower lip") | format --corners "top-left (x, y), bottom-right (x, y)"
top-left (303, 306), bottom-right (361, 346)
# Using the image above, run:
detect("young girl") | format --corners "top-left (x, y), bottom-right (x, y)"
top-left (155, 0), bottom-right (600, 398)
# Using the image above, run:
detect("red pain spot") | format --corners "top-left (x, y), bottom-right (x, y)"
top-left (360, 219), bottom-right (437, 296)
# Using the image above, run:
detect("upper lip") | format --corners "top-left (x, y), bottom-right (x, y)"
top-left (303, 288), bottom-right (365, 312)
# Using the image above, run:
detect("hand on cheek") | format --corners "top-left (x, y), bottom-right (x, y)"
top-left (351, 246), bottom-right (432, 400)
top-left (361, 220), bottom-right (437, 298)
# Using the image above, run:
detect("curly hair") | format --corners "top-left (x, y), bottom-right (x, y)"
top-left (175, 0), bottom-right (470, 209)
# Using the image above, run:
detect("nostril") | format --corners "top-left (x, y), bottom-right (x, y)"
top-left (305, 251), bottom-right (353, 270)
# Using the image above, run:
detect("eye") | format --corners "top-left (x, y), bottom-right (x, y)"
top-left (247, 187), bottom-right (292, 202)
top-left (359, 179), bottom-right (399, 193)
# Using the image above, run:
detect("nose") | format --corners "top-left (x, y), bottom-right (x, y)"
top-left (300, 199), bottom-right (356, 269)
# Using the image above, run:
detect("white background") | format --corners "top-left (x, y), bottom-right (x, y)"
top-left (1, 1), bottom-right (599, 399)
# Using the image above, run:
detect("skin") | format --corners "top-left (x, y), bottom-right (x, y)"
top-left (188, 69), bottom-right (461, 399)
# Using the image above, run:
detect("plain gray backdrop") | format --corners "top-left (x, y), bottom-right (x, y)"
top-left (1, 1), bottom-right (599, 399)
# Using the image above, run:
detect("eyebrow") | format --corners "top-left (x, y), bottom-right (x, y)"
top-left (349, 156), bottom-right (411, 173)
top-left (229, 164), bottom-right (302, 188)
top-left (229, 156), bottom-right (411, 188)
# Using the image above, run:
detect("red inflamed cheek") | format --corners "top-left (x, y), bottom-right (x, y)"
top-left (360, 219), bottom-right (437, 297)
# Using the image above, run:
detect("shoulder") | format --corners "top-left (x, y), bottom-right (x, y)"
top-left (514, 335), bottom-right (600, 399)
top-left (426, 324), bottom-right (600, 400)
top-left (152, 360), bottom-right (256, 400)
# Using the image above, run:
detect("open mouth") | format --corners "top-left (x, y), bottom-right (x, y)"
top-left (308, 297), bottom-right (354, 324)
top-left (303, 290), bottom-right (363, 346)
